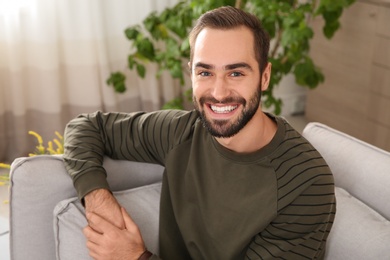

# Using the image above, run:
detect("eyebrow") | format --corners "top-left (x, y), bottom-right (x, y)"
top-left (193, 62), bottom-right (253, 71)
top-left (225, 62), bottom-right (253, 71)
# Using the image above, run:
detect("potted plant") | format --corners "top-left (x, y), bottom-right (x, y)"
top-left (0, 131), bottom-right (64, 187)
top-left (106, 0), bottom-right (355, 114)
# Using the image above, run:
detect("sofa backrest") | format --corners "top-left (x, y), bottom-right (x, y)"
top-left (303, 122), bottom-right (390, 260)
top-left (303, 122), bottom-right (390, 219)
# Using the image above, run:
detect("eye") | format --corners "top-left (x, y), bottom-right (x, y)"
top-left (198, 71), bottom-right (211, 77)
top-left (230, 71), bottom-right (243, 77)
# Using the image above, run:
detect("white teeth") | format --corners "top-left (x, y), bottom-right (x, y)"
top-left (210, 105), bottom-right (237, 113)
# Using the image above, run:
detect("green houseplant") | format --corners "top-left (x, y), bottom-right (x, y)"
top-left (107, 0), bottom-right (355, 114)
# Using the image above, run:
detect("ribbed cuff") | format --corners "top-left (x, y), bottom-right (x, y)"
top-left (73, 171), bottom-right (111, 201)
top-left (138, 250), bottom-right (153, 260)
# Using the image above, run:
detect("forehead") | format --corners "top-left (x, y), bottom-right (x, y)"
top-left (192, 26), bottom-right (257, 67)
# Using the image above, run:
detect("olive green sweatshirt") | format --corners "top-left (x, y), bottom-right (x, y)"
top-left (64, 109), bottom-right (335, 259)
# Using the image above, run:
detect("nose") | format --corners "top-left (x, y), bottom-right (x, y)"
top-left (211, 76), bottom-right (230, 101)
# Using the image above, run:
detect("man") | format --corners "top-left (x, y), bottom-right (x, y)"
top-left (64, 6), bottom-right (335, 260)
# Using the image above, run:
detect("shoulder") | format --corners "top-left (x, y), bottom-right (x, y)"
top-left (146, 109), bottom-right (199, 131)
top-left (146, 109), bottom-right (200, 145)
top-left (270, 116), bottom-right (327, 167)
top-left (270, 117), bottom-right (333, 186)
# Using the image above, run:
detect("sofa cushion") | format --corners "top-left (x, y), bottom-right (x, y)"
top-left (325, 187), bottom-right (390, 260)
top-left (53, 182), bottom-right (161, 260)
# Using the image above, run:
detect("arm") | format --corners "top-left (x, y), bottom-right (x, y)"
top-left (84, 189), bottom-right (125, 229)
top-left (63, 111), bottom-right (153, 230)
top-left (63, 110), bottom-right (194, 200)
top-left (63, 111), bottom-right (157, 200)
top-left (63, 110), bottom-right (196, 257)
top-left (246, 179), bottom-right (336, 259)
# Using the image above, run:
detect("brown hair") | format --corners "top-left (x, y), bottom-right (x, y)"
top-left (189, 6), bottom-right (270, 74)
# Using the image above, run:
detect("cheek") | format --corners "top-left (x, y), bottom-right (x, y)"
top-left (191, 79), bottom-right (207, 96)
top-left (191, 82), bottom-right (200, 97)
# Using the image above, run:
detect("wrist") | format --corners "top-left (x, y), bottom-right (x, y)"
top-left (84, 188), bottom-right (113, 209)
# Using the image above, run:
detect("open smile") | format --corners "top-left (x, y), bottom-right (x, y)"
top-left (210, 104), bottom-right (238, 114)
top-left (206, 103), bottom-right (241, 118)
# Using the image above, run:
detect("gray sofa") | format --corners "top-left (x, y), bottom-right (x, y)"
top-left (8, 122), bottom-right (390, 259)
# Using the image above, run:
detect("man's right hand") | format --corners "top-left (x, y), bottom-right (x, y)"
top-left (84, 189), bottom-right (125, 230)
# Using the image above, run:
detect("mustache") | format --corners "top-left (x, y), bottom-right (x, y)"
top-left (198, 96), bottom-right (246, 106)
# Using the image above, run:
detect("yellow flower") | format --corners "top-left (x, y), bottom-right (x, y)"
top-left (0, 164), bottom-right (11, 186)
top-left (0, 163), bottom-right (11, 169)
top-left (28, 131), bottom-right (43, 145)
top-left (54, 132), bottom-right (64, 154)
top-left (29, 131), bottom-right (46, 155)
top-left (47, 141), bottom-right (55, 155)
top-left (1, 130), bottom-right (64, 187)
top-left (0, 130), bottom-right (65, 187)
top-left (55, 131), bottom-right (64, 141)
top-left (27, 130), bottom-right (64, 156)
top-left (0, 175), bottom-right (9, 186)
top-left (53, 139), bottom-right (63, 154)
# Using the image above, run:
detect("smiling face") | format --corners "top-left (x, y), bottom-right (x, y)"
top-left (191, 26), bottom-right (270, 138)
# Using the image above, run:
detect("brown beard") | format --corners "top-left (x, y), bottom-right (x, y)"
top-left (193, 88), bottom-right (262, 138)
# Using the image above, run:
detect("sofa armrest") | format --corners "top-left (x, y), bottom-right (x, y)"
top-left (9, 155), bottom-right (163, 260)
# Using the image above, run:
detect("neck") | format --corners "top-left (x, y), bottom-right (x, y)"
top-left (215, 110), bottom-right (277, 153)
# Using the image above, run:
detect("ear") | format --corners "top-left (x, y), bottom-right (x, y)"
top-left (260, 62), bottom-right (272, 91)
top-left (188, 61), bottom-right (192, 75)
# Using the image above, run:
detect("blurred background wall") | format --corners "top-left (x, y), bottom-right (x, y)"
top-left (307, 0), bottom-right (390, 152)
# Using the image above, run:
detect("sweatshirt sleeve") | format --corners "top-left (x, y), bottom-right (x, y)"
top-left (63, 110), bottom-right (195, 200)
top-left (63, 111), bottom-right (144, 199)
top-left (245, 175), bottom-right (336, 259)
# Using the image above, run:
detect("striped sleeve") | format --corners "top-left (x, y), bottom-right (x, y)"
top-left (246, 122), bottom-right (336, 259)
top-left (63, 110), bottom-right (196, 199)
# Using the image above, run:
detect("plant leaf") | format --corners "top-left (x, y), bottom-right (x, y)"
top-left (124, 26), bottom-right (140, 40)
top-left (136, 64), bottom-right (146, 78)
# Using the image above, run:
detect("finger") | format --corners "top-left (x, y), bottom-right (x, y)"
top-left (85, 240), bottom-right (101, 259)
top-left (83, 226), bottom-right (102, 245)
top-left (86, 212), bottom-right (103, 234)
top-left (121, 207), bottom-right (138, 233)
top-left (121, 207), bottom-right (146, 255)
top-left (87, 212), bottom-right (115, 234)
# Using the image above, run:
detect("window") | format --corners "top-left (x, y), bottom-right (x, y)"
top-left (0, 0), bottom-right (35, 18)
